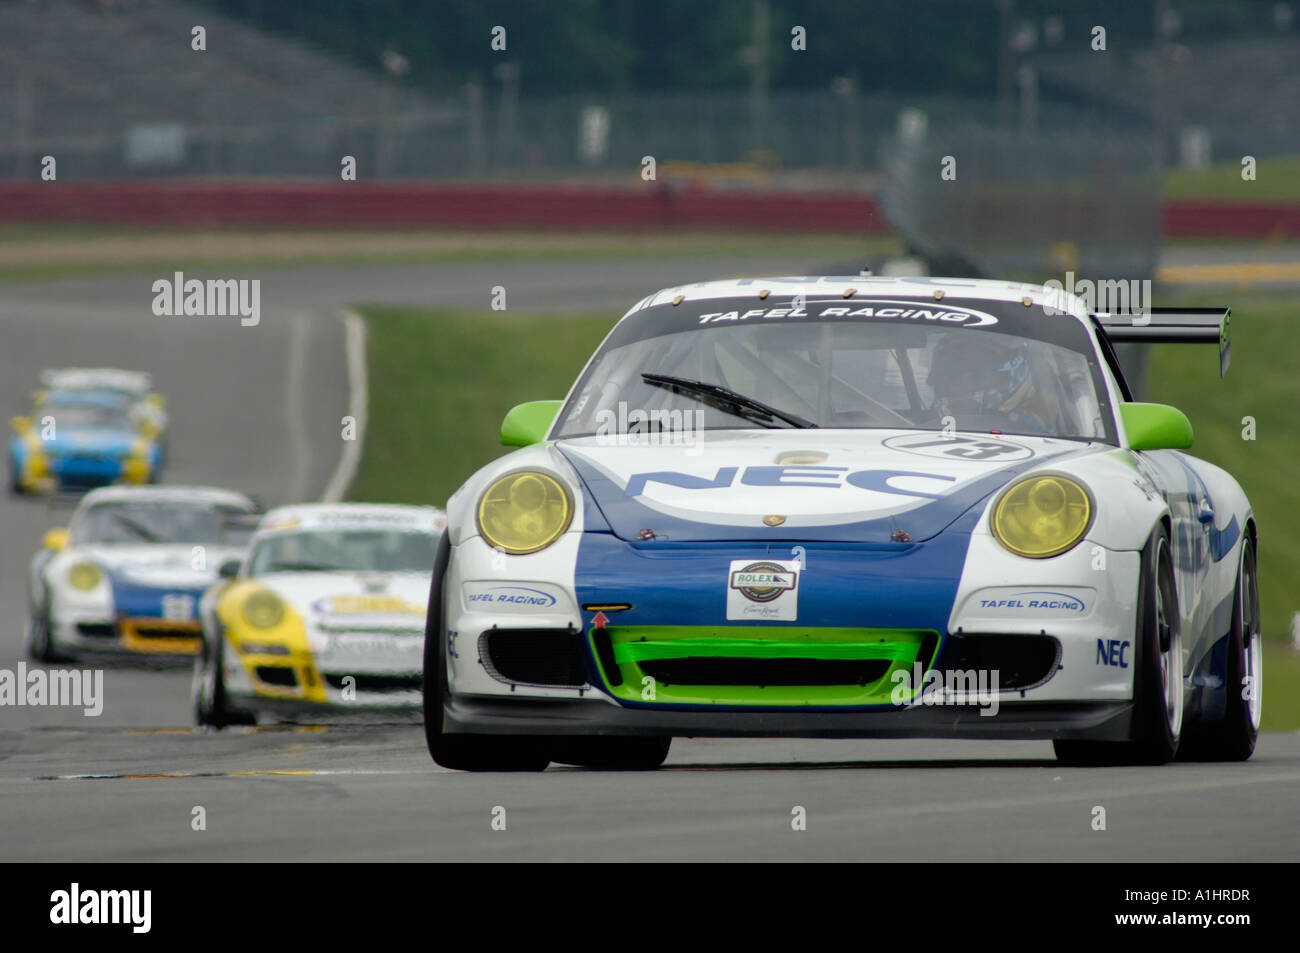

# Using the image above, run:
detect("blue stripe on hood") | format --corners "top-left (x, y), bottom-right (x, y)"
top-left (573, 509), bottom-right (981, 634)
top-left (108, 575), bottom-right (207, 620)
top-left (559, 447), bottom-right (1056, 544)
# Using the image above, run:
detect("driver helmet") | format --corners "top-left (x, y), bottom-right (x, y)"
top-left (927, 332), bottom-right (1035, 417)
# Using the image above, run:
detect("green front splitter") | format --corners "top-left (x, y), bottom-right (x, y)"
top-left (589, 624), bottom-right (939, 707)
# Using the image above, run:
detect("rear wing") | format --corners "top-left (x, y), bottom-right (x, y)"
top-left (220, 511), bottom-right (263, 548)
top-left (1093, 308), bottom-right (1231, 378)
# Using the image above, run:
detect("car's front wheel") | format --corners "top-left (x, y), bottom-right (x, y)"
top-left (1055, 526), bottom-right (1183, 766)
top-left (193, 634), bottom-right (254, 729)
top-left (27, 599), bottom-right (67, 663)
top-left (8, 454), bottom-right (23, 495)
top-left (422, 536), bottom-right (549, 772)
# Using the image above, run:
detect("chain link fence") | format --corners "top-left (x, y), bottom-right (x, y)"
top-left (0, 81), bottom-right (1118, 183)
top-left (880, 119), bottom-right (1163, 282)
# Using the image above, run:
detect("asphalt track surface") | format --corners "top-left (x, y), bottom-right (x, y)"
top-left (1, 253), bottom-right (1297, 862)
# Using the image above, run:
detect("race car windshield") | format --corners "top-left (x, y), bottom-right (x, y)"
top-left (42, 405), bottom-right (134, 430)
top-left (73, 503), bottom-right (245, 546)
top-left (248, 529), bottom-right (438, 575)
top-left (555, 315), bottom-right (1109, 440)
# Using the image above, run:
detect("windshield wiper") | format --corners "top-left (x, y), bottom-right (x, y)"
top-left (641, 373), bottom-right (816, 429)
top-left (110, 514), bottom-right (160, 543)
top-left (269, 561), bottom-right (340, 573)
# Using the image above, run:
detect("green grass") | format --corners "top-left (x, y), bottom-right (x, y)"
top-left (353, 297), bottom-right (1300, 730)
top-left (0, 226), bottom-right (900, 286)
top-left (1261, 643), bottom-right (1300, 733)
top-left (1145, 293), bottom-right (1297, 647)
top-left (346, 307), bottom-right (614, 506)
top-left (1165, 154), bottom-right (1300, 202)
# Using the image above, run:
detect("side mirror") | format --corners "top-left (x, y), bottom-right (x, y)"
top-left (11, 415), bottom-right (32, 435)
top-left (42, 527), bottom-right (70, 551)
top-left (500, 400), bottom-right (563, 447)
top-left (218, 558), bottom-right (242, 579)
top-left (1120, 402), bottom-right (1194, 451)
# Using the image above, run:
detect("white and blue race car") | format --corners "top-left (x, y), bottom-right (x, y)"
top-left (27, 485), bottom-right (260, 661)
top-left (423, 276), bottom-right (1259, 771)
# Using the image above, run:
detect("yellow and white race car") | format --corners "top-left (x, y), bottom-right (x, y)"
top-left (193, 503), bottom-right (445, 726)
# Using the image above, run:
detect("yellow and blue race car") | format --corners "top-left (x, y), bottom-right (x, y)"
top-left (10, 386), bottom-right (163, 494)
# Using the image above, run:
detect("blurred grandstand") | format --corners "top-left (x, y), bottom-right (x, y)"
top-left (0, 0), bottom-right (449, 179)
top-left (2, 0), bottom-right (1296, 183)
top-left (1033, 33), bottom-right (1300, 165)
top-left (0, 0), bottom-right (1296, 336)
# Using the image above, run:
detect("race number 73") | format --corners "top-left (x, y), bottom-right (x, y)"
top-left (898, 437), bottom-right (1024, 460)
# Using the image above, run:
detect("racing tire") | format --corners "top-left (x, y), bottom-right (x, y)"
top-left (422, 535), bottom-right (549, 772)
top-left (1054, 527), bottom-right (1183, 766)
top-left (550, 736), bottom-right (672, 770)
top-left (27, 599), bottom-right (68, 664)
top-left (1178, 535), bottom-right (1261, 762)
top-left (193, 632), bottom-right (255, 729)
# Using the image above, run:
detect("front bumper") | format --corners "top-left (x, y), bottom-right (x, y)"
top-left (50, 456), bottom-right (134, 490)
top-left (440, 530), bottom-right (1143, 741)
top-left (221, 634), bottom-right (422, 713)
top-left (50, 613), bottom-right (200, 657)
top-left (119, 617), bottom-right (202, 655)
top-left (439, 691), bottom-right (1135, 741)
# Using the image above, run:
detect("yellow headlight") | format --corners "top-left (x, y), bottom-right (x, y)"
top-left (242, 590), bottom-right (286, 629)
top-left (991, 475), bottom-right (1092, 558)
top-left (477, 470), bottom-right (573, 555)
top-left (67, 562), bottom-right (102, 590)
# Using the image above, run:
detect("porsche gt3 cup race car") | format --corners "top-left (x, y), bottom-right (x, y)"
top-left (10, 384), bottom-right (164, 494)
top-left (423, 276), bottom-right (1260, 771)
top-left (27, 486), bottom-right (261, 661)
top-left (193, 503), bottom-right (446, 727)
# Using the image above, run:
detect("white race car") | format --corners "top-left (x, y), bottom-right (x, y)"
top-left (27, 485), bottom-right (260, 661)
top-left (423, 276), bottom-right (1258, 771)
top-left (193, 503), bottom-right (445, 726)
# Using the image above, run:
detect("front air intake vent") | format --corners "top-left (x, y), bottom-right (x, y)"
top-left (935, 634), bottom-right (1061, 691)
top-left (479, 629), bottom-right (588, 688)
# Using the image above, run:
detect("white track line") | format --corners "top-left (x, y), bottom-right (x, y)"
top-left (320, 309), bottom-right (368, 503)
top-left (285, 311), bottom-right (313, 503)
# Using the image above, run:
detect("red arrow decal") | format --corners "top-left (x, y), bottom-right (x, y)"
top-left (591, 611), bottom-right (609, 629)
